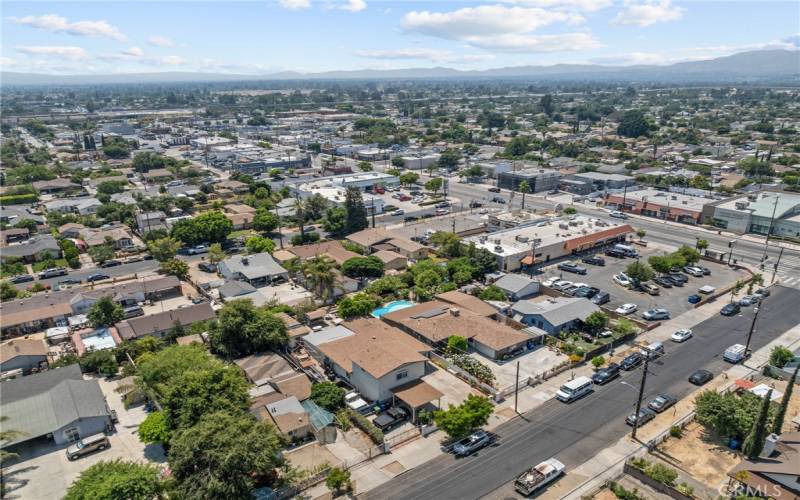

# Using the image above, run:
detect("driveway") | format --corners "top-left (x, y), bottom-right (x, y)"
top-left (470, 346), bottom-right (567, 390)
top-left (2, 376), bottom-right (165, 500)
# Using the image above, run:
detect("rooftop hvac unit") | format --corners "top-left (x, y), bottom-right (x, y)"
top-left (671, 195), bottom-right (678, 200)
top-left (516, 235), bottom-right (529, 243)
top-left (494, 239), bottom-right (501, 245)
top-left (559, 223), bottom-right (569, 230)
top-left (494, 245), bottom-right (504, 253)
top-left (735, 201), bottom-right (749, 210)
top-left (479, 235), bottom-right (488, 243)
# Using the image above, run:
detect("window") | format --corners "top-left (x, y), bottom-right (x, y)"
top-left (64, 427), bottom-right (80, 443)
top-left (396, 370), bottom-right (408, 381)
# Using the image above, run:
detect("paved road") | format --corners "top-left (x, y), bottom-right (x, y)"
top-left (14, 260), bottom-right (159, 290)
top-left (362, 285), bottom-right (800, 500)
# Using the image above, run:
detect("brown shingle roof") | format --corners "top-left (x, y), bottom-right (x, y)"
top-left (273, 372), bottom-right (312, 401)
top-left (392, 379), bottom-right (444, 408)
top-left (436, 291), bottom-right (496, 317)
top-left (0, 338), bottom-right (48, 364)
top-left (288, 240), bottom-right (360, 265)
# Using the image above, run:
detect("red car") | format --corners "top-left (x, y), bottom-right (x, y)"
top-left (398, 194), bottom-right (411, 201)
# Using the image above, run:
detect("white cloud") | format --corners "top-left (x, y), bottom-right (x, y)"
top-left (612, 0), bottom-right (684, 27)
top-left (339, 0), bottom-right (367, 12)
top-left (278, 0), bottom-right (311, 9)
top-left (16, 45), bottom-right (89, 60)
top-left (0, 57), bottom-right (17, 67)
top-left (402, 5), bottom-right (580, 40)
top-left (9, 14), bottom-right (127, 41)
top-left (158, 55), bottom-right (186, 66)
top-left (121, 46), bottom-right (144, 57)
top-left (355, 48), bottom-right (494, 63)
top-left (147, 35), bottom-right (174, 47)
top-left (469, 32), bottom-right (602, 53)
top-left (499, 0), bottom-right (613, 12)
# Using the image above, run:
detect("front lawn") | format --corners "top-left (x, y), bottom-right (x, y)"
top-left (32, 259), bottom-right (69, 272)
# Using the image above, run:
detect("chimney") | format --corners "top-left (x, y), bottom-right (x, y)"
top-left (449, 308), bottom-right (460, 317)
top-left (242, 257), bottom-right (249, 265)
top-left (761, 433), bottom-right (779, 458)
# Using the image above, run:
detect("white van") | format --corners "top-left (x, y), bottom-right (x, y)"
top-left (613, 244), bottom-right (639, 258)
top-left (640, 341), bottom-right (665, 359)
top-left (723, 344), bottom-right (747, 363)
top-left (556, 376), bottom-right (594, 403)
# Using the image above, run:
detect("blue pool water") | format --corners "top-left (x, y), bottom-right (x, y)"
top-left (371, 300), bottom-right (414, 318)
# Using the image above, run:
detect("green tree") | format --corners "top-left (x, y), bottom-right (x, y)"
top-left (208, 243), bottom-right (225, 264)
top-left (391, 156), bottom-right (406, 168)
top-left (773, 365), bottom-right (798, 434)
top-left (0, 281), bottom-right (20, 301)
top-left (747, 273), bottom-right (764, 295)
top-left (425, 177), bottom-right (444, 195)
top-left (88, 244), bottom-right (115, 264)
top-left (625, 261), bottom-right (654, 283)
top-left (437, 148), bottom-right (461, 170)
top-left (540, 94), bottom-right (554, 116)
top-left (636, 229), bottom-right (646, 240)
top-left (695, 239), bottom-right (709, 251)
top-left (617, 110), bottom-right (650, 138)
top-left (584, 311), bottom-right (609, 333)
top-left (147, 237), bottom-right (181, 262)
top-left (478, 285), bottom-right (507, 302)
top-left (430, 231), bottom-right (462, 258)
top-left (742, 389), bottom-right (772, 459)
top-left (163, 364), bottom-right (251, 430)
top-left (310, 381), bottom-right (346, 412)
top-left (344, 187), bottom-right (369, 235)
top-left (322, 206), bottom-right (347, 236)
top-left (161, 258), bottom-right (189, 280)
top-left (211, 299), bottom-right (288, 358)
top-left (434, 394), bottom-right (494, 440)
top-left (769, 346), bottom-right (794, 368)
top-left (738, 157), bottom-right (774, 178)
top-left (136, 344), bottom-right (215, 397)
top-left (193, 211), bottom-right (234, 243)
top-left (695, 390), bottom-right (775, 440)
top-left (64, 460), bottom-right (163, 500)
top-left (357, 161), bottom-right (373, 172)
top-left (337, 292), bottom-right (380, 319)
top-left (447, 335), bottom-right (469, 355)
top-left (137, 411), bottom-right (170, 444)
top-left (80, 350), bottom-right (119, 377)
top-left (591, 355), bottom-right (606, 368)
top-left (300, 255), bottom-right (340, 302)
top-left (326, 467), bottom-right (352, 495)
top-left (613, 318), bottom-right (636, 336)
top-left (518, 180), bottom-right (530, 209)
top-left (168, 411), bottom-right (283, 499)
top-left (245, 235), bottom-right (275, 254)
top-left (399, 171), bottom-right (419, 186)
top-left (61, 239), bottom-right (81, 268)
top-left (341, 256), bottom-right (384, 279)
top-left (88, 296), bottom-right (124, 328)
top-left (563, 207), bottom-right (577, 215)
top-left (252, 208), bottom-right (279, 233)
top-left (676, 244), bottom-right (701, 264)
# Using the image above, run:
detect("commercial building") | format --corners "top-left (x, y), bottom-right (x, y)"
top-left (604, 188), bottom-right (709, 224)
top-left (399, 153), bottom-right (440, 171)
top-left (464, 216), bottom-right (633, 272)
top-left (563, 172), bottom-right (636, 195)
top-left (293, 181), bottom-right (386, 216)
top-left (703, 191), bottom-right (800, 237)
top-left (498, 168), bottom-right (562, 193)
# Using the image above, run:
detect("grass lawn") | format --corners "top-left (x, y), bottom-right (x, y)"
top-left (32, 259), bottom-right (68, 272)
top-left (562, 328), bottom-right (634, 354)
top-left (228, 229), bottom-right (257, 239)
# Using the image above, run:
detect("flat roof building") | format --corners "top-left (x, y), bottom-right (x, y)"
top-left (605, 188), bottom-right (711, 224)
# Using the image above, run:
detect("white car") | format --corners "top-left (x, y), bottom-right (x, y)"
top-left (613, 273), bottom-right (632, 288)
top-left (553, 280), bottom-right (573, 291)
top-left (543, 277), bottom-right (560, 287)
top-left (615, 303), bottom-right (638, 315)
top-left (598, 329), bottom-right (613, 338)
top-left (609, 210), bottom-right (628, 219)
top-left (391, 209), bottom-right (405, 216)
top-left (671, 329), bottom-right (693, 342)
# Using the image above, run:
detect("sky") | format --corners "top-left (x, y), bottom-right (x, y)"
top-left (2, 0), bottom-right (798, 75)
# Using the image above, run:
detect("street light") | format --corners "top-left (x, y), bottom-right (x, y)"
top-left (744, 297), bottom-right (764, 357)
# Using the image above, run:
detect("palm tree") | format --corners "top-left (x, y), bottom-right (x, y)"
top-left (301, 255), bottom-right (340, 303)
top-left (293, 198), bottom-right (306, 241)
top-left (518, 180), bottom-right (530, 210)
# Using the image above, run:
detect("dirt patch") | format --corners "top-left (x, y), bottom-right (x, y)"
top-left (381, 460), bottom-right (406, 475)
top-left (284, 443), bottom-right (341, 471)
top-left (773, 377), bottom-right (800, 434)
top-left (656, 421), bottom-right (740, 490)
top-left (342, 428), bottom-right (377, 455)
top-left (496, 407), bottom-right (517, 419)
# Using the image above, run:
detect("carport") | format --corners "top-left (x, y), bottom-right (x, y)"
top-left (392, 380), bottom-right (443, 423)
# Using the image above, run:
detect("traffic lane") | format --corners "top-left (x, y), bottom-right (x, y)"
top-left (369, 285), bottom-right (800, 500)
top-left (14, 260), bottom-right (160, 290)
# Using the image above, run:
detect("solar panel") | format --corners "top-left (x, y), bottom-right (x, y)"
top-left (410, 307), bottom-right (447, 319)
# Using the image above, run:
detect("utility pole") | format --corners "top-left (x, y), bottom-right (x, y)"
top-left (772, 246), bottom-right (784, 284)
top-left (744, 297), bottom-right (764, 357)
top-left (274, 203), bottom-right (284, 249)
top-left (371, 198), bottom-right (376, 228)
top-left (528, 239), bottom-right (537, 278)
top-left (761, 195), bottom-right (780, 265)
top-left (631, 355), bottom-right (650, 441)
top-left (514, 361), bottom-right (520, 414)
top-left (621, 184), bottom-right (628, 213)
top-left (727, 240), bottom-right (737, 266)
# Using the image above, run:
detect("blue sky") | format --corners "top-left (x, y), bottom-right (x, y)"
top-left (2, 1), bottom-right (798, 74)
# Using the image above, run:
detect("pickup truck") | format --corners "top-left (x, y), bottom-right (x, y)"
top-left (514, 458), bottom-right (565, 496)
top-left (344, 391), bottom-right (369, 413)
top-left (373, 407), bottom-right (408, 431)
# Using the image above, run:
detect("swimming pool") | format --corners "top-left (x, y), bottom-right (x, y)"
top-left (371, 300), bottom-right (414, 318)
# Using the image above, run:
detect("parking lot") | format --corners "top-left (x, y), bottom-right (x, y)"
top-left (371, 186), bottom-right (464, 220)
top-left (538, 241), bottom-right (748, 321)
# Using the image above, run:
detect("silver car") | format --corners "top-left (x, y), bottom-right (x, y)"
top-left (453, 430), bottom-right (490, 456)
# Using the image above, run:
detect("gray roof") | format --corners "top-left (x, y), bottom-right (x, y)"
top-left (116, 302), bottom-right (216, 340)
top-left (0, 365), bottom-right (109, 447)
top-left (0, 206), bottom-right (44, 224)
top-left (220, 252), bottom-right (288, 280)
top-left (1, 234), bottom-right (60, 258)
top-left (494, 273), bottom-right (537, 294)
top-left (219, 279), bottom-right (257, 298)
top-left (512, 297), bottom-right (599, 326)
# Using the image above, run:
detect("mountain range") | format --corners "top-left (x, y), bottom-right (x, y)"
top-left (2, 49), bottom-right (798, 86)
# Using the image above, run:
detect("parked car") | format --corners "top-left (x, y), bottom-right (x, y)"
top-left (689, 369), bottom-right (714, 385)
top-left (86, 273), bottom-right (110, 283)
top-left (671, 329), bottom-right (693, 342)
top-left (58, 277), bottom-right (82, 286)
top-left (604, 247), bottom-right (627, 258)
top-left (453, 430), bottom-right (491, 456)
top-left (488, 187), bottom-right (501, 193)
top-left (123, 306), bottom-right (145, 319)
top-left (543, 276), bottom-right (561, 287)
top-left (668, 272), bottom-right (689, 284)
top-left (581, 255), bottom-right (605, 266)
top-left (344, 391), bottom-right (369, 413)
top-left (626, 408), bottom-right (656, 427)
top-left (469, 200), bottom-right (483, 208)
top-left (613, 273), bottom-right (632, 288)
top-left (66, 433), bottom-right (110, 461)
top-left (591, 363), bottom-right (621, 385)
top-left (754, 288), bottom-right (771, 298)
top-left (648, 394), bottom-right (678, 413)
top-left (720, 303), bottom-right (741, 316)
top-left (642, 308), bottom-right (670, 321)
top-left (491, 196), bottom-right (506, 204)
top-left (683, 266), bottom-right (704, 277)
top-left (739, 295), bottom-right (759, 306)
top-left (435, 201), bottom-right (451, 208)
top-left (188, 244), bottom-right (209, 255)
top-left (653, 276), bottom-right (673, 288)
top-left (373, 407), bottom-right (408, 431)
top-left (38, 267), bottom-right (68, 279)
top-left (666, 275), bottom-right (685, 287)
top-left (9, 274), bottom-right (34, 284)
top-left (552, 280), bottom-right (573, 291)
top-left (640, 282), bottom-right (660, 296)
top-left (391, 209), bottom-right (405, 216)
top-left (198, 262), bottom-right (217, 273)
top-left (557, 262), bottom-right (588, 275)
top-left (615, 303), bottom-right (638, 315)
top-left (688, 294), bottom-right (702, 304)
top-left (609, 210), bottom-right (628, 219)
top-left (436, 208), bottom-right (450, 215)
top-left (621, 352), bottom-right (643, 371)
top-left (591, 291), bottom-right (611, 305)
top-left (100, 260), bottom-right (122, 268)
top-left (573, 286), bottom-right (599, 299)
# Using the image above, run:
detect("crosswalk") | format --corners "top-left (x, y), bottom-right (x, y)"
top-left (773, 271), bottom-right (800, 288)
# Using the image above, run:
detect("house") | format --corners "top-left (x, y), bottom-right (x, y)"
top-left (274, 312), bottom-right (312, 348)
top-left (223, 203), bottom-right (257, 230)
top-left (59, 223), bottom-right (135, 249)
top-left (115, 302), bottom-right (216, 340)
top-left (436, 291), bottom-right (498, 318)
top-left (727, 432), bottom-right (800, 499)
top-left (71, 327), bottom-right (123, 356)
top-left (43, 197), bottom-right (102, 216)
top-left (261, 396), bottom-right (313, 441)
top-left (346, 228), bottom-right (429, 260)
top-left (0, 206), bottom-right (45, 226)
top-left (135, 211), bottom-right (170, 234)
top-left (511, 297), bottom-right (600, 335)
top-left (216, 180), bottom-right (250, 194)
top-left (381, 301), bottom-right (532, 360)
top-left (235, 351), bottom-right (298, 387)
top-left (32, 178), bottom-right (80, 194)
top-left (303, 318), bottom-right (433, 403)
top-left (68, 276), bottom-right (182, 315)
top-left (218, 252), bottom-right (289, 287)
top-left (0, 338), bottom-right (49, 374)
top-left (372, 249), bottom-right (408, 271)
top-left (0, 228), bottom-right (31, 246)
top-left (0, 291), bottom-right (75, 337)
top-left (0, 234), bottom-right (61, 263)
top-left (493, 274), bottom-right (540, 301)
top-left (141, 169), bottom-right (174, 183)
top-left (0, 365), bottom-right (111, 451)
top-left (286, 240), bottom-right (361, 266)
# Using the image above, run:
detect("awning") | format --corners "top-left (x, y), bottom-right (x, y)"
top-left (521, 255), bottom-right (535, 265)
top-left (392, 380), bottom-right (444, 409)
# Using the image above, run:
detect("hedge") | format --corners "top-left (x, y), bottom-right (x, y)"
top-left (0, 193), bottom-right (39, 205)
top-left (346, 408), bottom-right (384, 444)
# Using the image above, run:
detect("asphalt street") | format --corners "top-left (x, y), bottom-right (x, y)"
top-left (362, 285), bottom-right (800, 500)
top-left (13, 260), bottom-right (159, 290)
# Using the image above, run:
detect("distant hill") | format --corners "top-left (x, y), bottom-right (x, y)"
top-left (2, 49), bottom-right (798, 86)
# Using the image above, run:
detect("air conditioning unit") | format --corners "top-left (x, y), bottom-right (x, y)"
top-left (494, 245), bottom-right (504, 253)
top-left (515, 235), bottom-right (529, 243)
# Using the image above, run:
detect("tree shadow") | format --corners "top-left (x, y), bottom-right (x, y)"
top-left (1, 465), bottom-right (38, 498)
